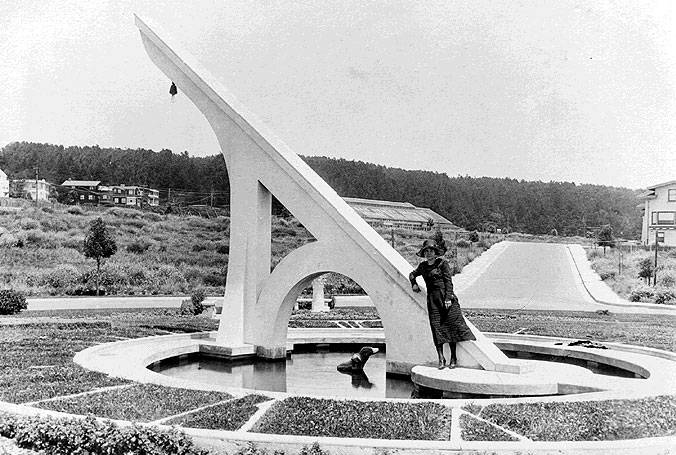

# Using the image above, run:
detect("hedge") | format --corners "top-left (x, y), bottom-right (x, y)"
top-left (0, 413), bottom-right (207, 455)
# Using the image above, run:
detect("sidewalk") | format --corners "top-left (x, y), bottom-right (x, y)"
top-left (26, 296), bottom-right (223, 311)
top-left (566, 244), bottom-right (676, 312)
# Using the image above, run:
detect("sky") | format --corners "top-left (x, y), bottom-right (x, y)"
top-left (1, 0), bottom-right (675, 190)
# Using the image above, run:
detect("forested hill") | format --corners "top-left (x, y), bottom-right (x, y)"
top-left (0, 142), bottom-right (642, 238)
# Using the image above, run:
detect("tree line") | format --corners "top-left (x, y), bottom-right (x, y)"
top-left (0, 142), bottom-right (642, 238)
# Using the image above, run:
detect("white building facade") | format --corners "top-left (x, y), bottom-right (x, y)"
top-left (640, 180), bottom-right (676, 247)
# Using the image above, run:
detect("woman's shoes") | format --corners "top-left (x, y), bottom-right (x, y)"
top-left (437, 361), bottom-right (445, 370)
top-left (448, 359), bottom-right (457, 369)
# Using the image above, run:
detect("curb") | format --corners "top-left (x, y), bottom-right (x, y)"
top-left (566, 244), bottom-right (676, 312)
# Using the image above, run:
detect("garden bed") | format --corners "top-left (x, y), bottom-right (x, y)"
top-left (253, 397), bottom-right (451, 440)
top-left (462, 395), bottom-right (676, 441)
top-left (459, 413), bottom-right (518, 441)
top-left (165, 394), bottom-right (270, 430)
top-left (33, 384), bottom-right (232, 422)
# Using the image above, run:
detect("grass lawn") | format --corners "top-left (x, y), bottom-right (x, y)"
top-left (1, 307), bottom-right (675, 446)
top-left (165, 394), bottom-right (271, 431)
top-left (34, 384), bottom-right (233, 422)
top-left (253, 397), bottom-right (451, 440)
top-left (463, 395), bottom-right (676, 441)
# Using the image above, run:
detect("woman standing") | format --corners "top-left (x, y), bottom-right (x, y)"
top-left (409, 238), bottom-right (475, 369)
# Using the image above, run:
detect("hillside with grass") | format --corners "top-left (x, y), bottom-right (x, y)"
top-left (0, 205), bottom-right (499, 297)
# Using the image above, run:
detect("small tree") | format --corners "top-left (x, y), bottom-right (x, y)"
top-left (597, 225), bottom-right (615, 254)
top-left (638, 257), bottom-right (655, 285)
top-left (0, 290), bottom-right (27, 315)
top-left (431, 228), bottom-right (447, 254)
top-left (83, 217), bottom-right (117, 296)
top-left (469, 230), bottom-right (480, 243)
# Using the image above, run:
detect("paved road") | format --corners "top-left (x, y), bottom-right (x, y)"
top-left (457, 242), bottom-right (671, 314)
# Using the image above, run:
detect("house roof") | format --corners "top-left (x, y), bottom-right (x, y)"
top-left (0, 168), bottom-right (6, 179)
top-left (343, 196), bottom-right (461, 229)
top-left (646, 180), bottom-right (676, 190)
top-left (62, 180), bottom-right (101, 186)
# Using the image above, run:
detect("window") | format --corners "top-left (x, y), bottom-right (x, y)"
top-left (79, 195), bottom-right (85, 200)
top-left (669, 189), bottom-right (676, 202)
top-left (114, 198), bottom-right (119, 203)
top-left (652, 211), bottom-right (676, 225)
top-left (656, 232), bottom-right (665, 243)
top-left (88, 195), bottom-right (93, 200)
top-left (128, 189), bottom-right (133, 195)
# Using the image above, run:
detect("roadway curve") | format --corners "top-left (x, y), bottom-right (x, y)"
top-left (457, 241), bottom-right (670, 314)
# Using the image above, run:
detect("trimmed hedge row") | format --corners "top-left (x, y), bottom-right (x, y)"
top-left (0, 413), bottom-right (207, 455)
top-left (253, 397), bottom-right (451, 440)
top-left (35, 384), bottom-right (232, 422)
top-left (166, 394), bottom-right (270, 430)
top-left (468, 395), bottom-right (676, 441)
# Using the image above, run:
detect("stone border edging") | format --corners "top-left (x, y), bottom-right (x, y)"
top-left (566, 244), bottom-right (676, 311)
top-left (1, 398), bottom-right (674, 455)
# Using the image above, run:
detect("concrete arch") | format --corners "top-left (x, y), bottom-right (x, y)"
top-left (136, 15), bottom-right (524, 375)
top-left (247, 241), bottom-right (401, 358)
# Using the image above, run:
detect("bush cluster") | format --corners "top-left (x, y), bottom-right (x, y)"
top-left (0, 289), bottom-right (27, 315)
top-left (0, 413), bottom-right (207, 455)
top-left (629, 285), bottom-right (676, 305)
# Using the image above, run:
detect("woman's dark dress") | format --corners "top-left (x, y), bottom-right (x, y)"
top-left (409, 258), bottom-right (475, 347)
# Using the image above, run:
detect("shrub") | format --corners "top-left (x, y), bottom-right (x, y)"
top-left (659, 272), bottom-right (675, 288)
top-left (216, 243), bottom-right (230, 254)
top-left (191, 288), bottom-right (207, 314)
top-left (469, 231), bottom-right (480, 242)
top-left (180, 299), bottom-right (198, 315)
top-left (143, 212), bottom-right (163, 222)
top-left (0, 413), bottom-right (207, 455)
top-left (127, 239), bottom-right (152, 254)
top-left (0, 289), bottom-right (27, 315)
top-left (456, 239), bottom-right (470, 248)
top-left (45, 265), bottom-right (81, 290)
top-left (628, 285), bottom-right (654, 302)
top-left (40, 206), bottom-right (54, 214)
top-left (599, 270), bottom-right (617, 281)
top-left (203, 272), bottom-right (225, 287)
top-left (637, 257), bottom-right (655, 282)
top-left (654, 287), bottom-right (676, 305)
top-left (67, 206), bottom-right (85, 215)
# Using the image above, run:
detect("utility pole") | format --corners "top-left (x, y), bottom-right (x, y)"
top-left (34, 167), bottom-right (39, 207)
top-left (654, 233), bottom-right (659, 286)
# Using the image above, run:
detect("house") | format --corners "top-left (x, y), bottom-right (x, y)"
top-left (61, 180), bottom-right (102, 204)
top-left (0, 168), bottom-right (8, 198)
top-left (10, 179), bottom-right (52, 201)
top-left (343, 197), bottom-right (462, 232)
top-left (109, 185), bottom-right (160, 207)
top-left (639, 180), bottom-right (676, 247)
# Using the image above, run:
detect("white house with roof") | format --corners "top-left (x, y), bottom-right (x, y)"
top-left (0, 168), bottom-right (9, 198)
top-left (639, 180), bottom-right (676, 247)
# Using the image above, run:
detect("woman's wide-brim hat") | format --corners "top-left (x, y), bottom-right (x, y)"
top-left (416, 239), bottom-right (446, 257)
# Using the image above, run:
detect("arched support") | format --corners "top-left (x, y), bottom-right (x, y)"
top-left (135, 15), bottom-right (528, 376)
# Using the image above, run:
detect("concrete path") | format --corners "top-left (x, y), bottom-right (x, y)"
top-left (457, 241), bottom-right (674, 314)
top-left (26, 296), bottom-right (222, 311)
